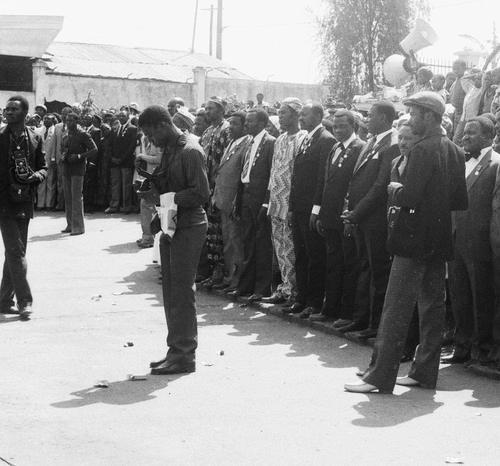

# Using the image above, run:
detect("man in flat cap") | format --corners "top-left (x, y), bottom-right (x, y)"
top-left (172, 106), bottom-right (195, 133)
top-left (345, 91), bottom-right (468, 394)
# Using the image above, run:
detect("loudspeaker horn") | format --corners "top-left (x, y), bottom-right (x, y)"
top-left (383, 54), bottom-right (412, 87)
top-left (399, 18), bottom-right (438, 55)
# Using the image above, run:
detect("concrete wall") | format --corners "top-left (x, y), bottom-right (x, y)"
top-left (205, 77), bottom-right (329, 106)
top-left (0, 90), bottom-right (35, 110)
top-left (36, 73), bottom-right (195, 110)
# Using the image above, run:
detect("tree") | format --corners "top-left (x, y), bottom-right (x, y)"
top-left (316, 0), bottom-right (429, 102)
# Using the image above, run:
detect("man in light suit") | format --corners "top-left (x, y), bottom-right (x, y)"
top-left (443, 116), bottom-right (500, 366)
top-left (338, 100), bottom-right (400, 339)
top-left (310, 109), bottom-right (365, 322)
top-left (212, 111), bottom-right (251, 291)
top-left (228, 108), bottom-right (275, 300)
top-left (345, 92), bottom-right (468, 393)
top-left (49, 107), bottom-right (72, 211)
top-left (35, 114), bottom-right (56, 210)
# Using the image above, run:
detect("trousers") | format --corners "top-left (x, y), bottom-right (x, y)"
top-left (63, 172), bottom-right (85, 234)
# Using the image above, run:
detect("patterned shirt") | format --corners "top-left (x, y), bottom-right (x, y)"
top-left (200, 120), bottom-right (231, 185)
top-left (267, 130), bottom-right (307, 220)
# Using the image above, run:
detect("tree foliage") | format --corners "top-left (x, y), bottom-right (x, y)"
top-left (316, 0), bottom-right (429, 102)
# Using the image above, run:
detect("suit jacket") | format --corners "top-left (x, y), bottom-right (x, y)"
top-left (390, 130), bottom-right (468, 261)
top-left (52, 122), bottom-right (68, 164)
top-left (317, 138), bottom-right (365, 230)
top-left (110, 122), bottom-right (138, 168)
top-left (213, 135), bottom-right (251, 213)
top-left (0, 125), bottom-right (48, 218)
top-left (290, 126), bottom-right (336, 214)
top-left (490, 162), bottom-right (500, 257)
top-left (346, 129), bottom-right (400, 231)
top-left (36, 125), bottom-right (56, 165)
top-left (452, 148), bottom-right (500, 261)
top-left (235, 131), bottom-right (275, 215)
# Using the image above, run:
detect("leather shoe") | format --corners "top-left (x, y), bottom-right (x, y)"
top-left (227, 290), bottom-right (242, 299)
top-left (150, 356), bottom-right (168, 369)
top-left (400, 354), bottom-right (414, 363)
top-left (299, 306), bottom-right (319, 319)
top-left (344, 381), bottom-right (391, 394)
top-left (283, 302), bottom-right (305, 314)
top-left (281, 297), bottom-right (295, 308)
top-left (0, 305), bottom-right (19, 315)
top-left (61, 227), bottom-right (71, 233)
top-left (337, 321), bottom-right (366, 334)
top-left (441, 353), bottom-right (470, 364)
top-left (248, 293), bottom-right (263, 302)
top-left (70, 231), bottom-right (84, 236)
top-left (151, 361), bottom-right (196, 375)
top-left (395, 376), bottom-right (420, 387)
top-left (212, 282), bottom-right (230, 290)
top-left (105, 207), bottom-right (118, 214)
top-left (138, 241), bottom-right (154, 248)
top-left (309, 313), bottom-right (335, 322)
top-left (19, 305), bottom-right (32, 321)
top-left (333, 318), bottom-right (352, 328)
top-left (261, 294), bottom-right (286, 304)
top-left (351, 328), bottom-right (378, 339)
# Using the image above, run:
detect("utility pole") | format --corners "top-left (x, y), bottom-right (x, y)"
top-left (201, 4), bottom-right (215, 56)
top-left (216, 0), bottom-right (223, 60)
top-left (191, 0), bottom-right (200, 53)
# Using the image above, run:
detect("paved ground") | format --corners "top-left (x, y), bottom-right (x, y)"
top-left (1, 211), bottom-right (499, 466)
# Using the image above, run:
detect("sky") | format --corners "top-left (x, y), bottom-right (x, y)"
top-left (3, 0), bottom-right (500, 84)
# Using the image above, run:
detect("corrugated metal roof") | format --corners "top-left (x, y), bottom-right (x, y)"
top-left (43, 41), bottom-right (253, 83)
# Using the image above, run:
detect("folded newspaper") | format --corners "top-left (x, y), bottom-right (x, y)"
top-left (156, 192), bottom-right (177, 239)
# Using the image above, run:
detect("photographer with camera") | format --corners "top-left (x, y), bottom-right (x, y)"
top-left (0, 95), bottom-right (47, 320)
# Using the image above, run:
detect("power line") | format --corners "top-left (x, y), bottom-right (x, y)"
top-left (431, 0), bottom-right (485, 9)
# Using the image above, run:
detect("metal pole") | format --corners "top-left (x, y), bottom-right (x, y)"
top-left (209, 5), bottom-right (214, 56)
top-left (191, 0), bottom-right (200, 53)
top-left (216, 0), bottom-right (223, 59)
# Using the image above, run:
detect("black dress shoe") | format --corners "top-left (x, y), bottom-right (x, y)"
top-left (227, 290), bottom-right (242, 299)
top-left (19, 305), bottom-right (32, 321)
top-left (283, 302), bottom-right (305, 314)
top-left (351, 328), bottom-right (378, 339)
top-left (441, 353), bottom-right (470, 364)
top-left (150, 356), bottom-right (168, 369)
top-left (281, 297), bottom-right (296, 308)
top-left (212, 282), bottom-right (230, 290)
top-left (261, 294), bottom-right (286, 304)
top-left (248, 293), bottom-right (263, 302)
top-left (337, 322), bottom-right (366, 333)
top-left (333, 318), bottom-right (353, 328)
top-left (0, 305), bottom-right (19, 315)
top-left (61, 227), bottom-right (71, 233)
top-left (105, 207), bottom-right (118, 214)
top-left (151, 361), bottom-right (196, 375)
top-left (70, 231), bottom-right (84, 236)
top-left (299, 306), bottom-right (319, 319)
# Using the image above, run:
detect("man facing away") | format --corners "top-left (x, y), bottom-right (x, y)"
top-left (139, 105), bottom-right (210, 375)
top-left (345, 92), bottom-right (468, 394)
top-left (0, 95), bottom-right (48, 320)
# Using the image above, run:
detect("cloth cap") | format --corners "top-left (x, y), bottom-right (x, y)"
top-left (404, 91), bottom-right (445, 117)
top-left (129, 102), bottom-right (139, 111)
top-left (35, 104), bottom-right (47, 112)
top-left (281, 97), bottom-right (302, 114)
top-left (174, 106), bottom-right (196, 127)
top-left (207, 96), bottom-right (226, 111)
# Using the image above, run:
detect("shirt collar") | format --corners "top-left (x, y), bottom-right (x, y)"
top-left (307, 124), bottom-right (323, 138)
top-left (252, 129), bottom-right (266, 146)
top-left (338, 132), bottom-right (357, 148)
top-left (375, 128), bottom-right (394, 144)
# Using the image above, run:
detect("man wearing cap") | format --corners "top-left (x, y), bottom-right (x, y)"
top-left (338, 100), bottom-right (400, 339)
top-left (167, 97), bottom-right (185, 117)
top-left (129, 103), bottom-right (140, 116)
top-left (259, 98), bottom-right (306, 304)
top-left (443, 116), bottom-right (500, 366)
top-left (345, 91), bottom-right (468, 394)
top-left (34, 104), bottom-right (47, 119)
top-left (172, 107), bottom-right (195, 133)
top-left (199, 97), bottom-right (231, 287)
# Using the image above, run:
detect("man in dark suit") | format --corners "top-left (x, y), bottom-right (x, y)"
top-left (345, 92), bottom-right (468, 393)
top-left (338, 101), bottom-right (400, 339)
top-left (212, 111), bottom-right (251, 291)
top-left (489, 159), bottom-right (500, 368)
top-left (285, 102), bottom-right (335, 315)
top-left (106, 110), bottom-right (137, 214)
top-left (0, 95), bottom-right (48, 320)
top-left (310, 109), bottom-right (364, 322)
top-left (443, 116), bottom-right (500, 366)
top-left (228, 108), bottom-right (275, 300)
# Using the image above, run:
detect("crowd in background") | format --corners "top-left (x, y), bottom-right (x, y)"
top-left (5, 56), bottom-right (500, 375)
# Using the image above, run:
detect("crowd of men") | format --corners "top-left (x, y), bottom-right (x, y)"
top-left (3, 59), bottom-right (500, 384)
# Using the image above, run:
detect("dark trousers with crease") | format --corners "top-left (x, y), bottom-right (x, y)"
top-left (0, 217), bottom-right (32, 308)
top-left (363, 256), bottom-right (446, 392)
top-left (292, 212), bottom-right (326, 308)
top-left (323, 228), bottom-right (359, 319)
top-left (352, 227), bottom-right (391, 329)
top-left (160, 220), bottom-right (207, 364)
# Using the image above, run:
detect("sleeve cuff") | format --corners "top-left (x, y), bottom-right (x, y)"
top-left (312, 205), bottom-right (321, 215)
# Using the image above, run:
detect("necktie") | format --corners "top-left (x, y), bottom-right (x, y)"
top-left (398, 156), bottom-right (408, 177)
top-left (356, 137), bottom-right (376, 168)
top-left (241, 139), bottom-right (254, 179)
top-left (332, 143), bottom-right (345, 165)
top-left (465, 150), bottom-right (481, 161)
top-left (44, 129), bottom-right (49, 141)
